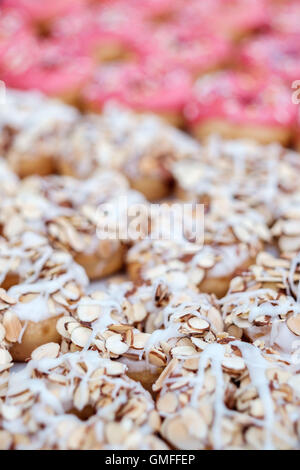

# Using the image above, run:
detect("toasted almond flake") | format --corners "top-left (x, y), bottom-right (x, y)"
top-left (105, 334), bottom-right (129, 355)
top-left (0, 290), bottom-right (16, 305)
top-left (0, 349), bottom-right (12, 365)
top-left (132, 332), bottom-right (150, 350)
top-left (222, 356), bottom-right (246, 374)
top-left (132, 302), bottom-right (147, 322)
top-left (172, 345), bottom-right (196, 357)
top-left (187, 317), bottom-right (210, 332)
top-left (106, 361), bottom-right (126, 376)
top-left (31, 342), bottom-right (60, 360)
top-left (157, 392), bottom-right (178, 413)
top-left (197, 256), bottom-right (215, 269)
top-left (77, 301), bottom-right (102, 322)
top-left (74, 383), bottom-right (89, 411)
top-left (1, 404), bottom-right (21, 421)
top-left (148, 348), bottom-right (167, 367)
top-left (56, 316), bottom-right (75, 337)
top-left (71, 326), bottom-right (91, 348)
top-left (3, 311), bottom-right (22, 343)
top-left (0, 324), bottom-right (5, 342)
top-left (287, 315), bottom-right (300, 336)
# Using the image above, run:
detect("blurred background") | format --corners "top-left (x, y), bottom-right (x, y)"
top-left (0, 0), bottom-right (299, 146)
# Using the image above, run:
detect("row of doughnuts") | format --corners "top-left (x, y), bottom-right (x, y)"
top-left (1, 0), bottom-right (300, 145)
top-left (0, 89), bottom-right (300, 449)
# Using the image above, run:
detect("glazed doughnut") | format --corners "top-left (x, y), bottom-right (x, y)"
top-left (185, 71), bottom-right (296, 145)
top-left (240, 33), bottom-right (300, 84)
top-left (0, 349), bottom-right (167, 450)
top-left (0, 89), bottom-right (78, 177)
top-left (84, 63), bottom-right (192, 127)
top-left (56, 280), bottom-right (223, 390)
top-left (1, 170), bottom-right (146, 279)
top-left (0, 231), bottom-right (88, 361)
top-left (172, 136), bottom-right (300, 223)
top-left (127, 197), bottom-right (271, 298)
top-left (56, 103), bottom-right (200, 201)
top-left (222, 251), bottom-right (300, 356)
top-left (154, 339), bottom-right (300, 449)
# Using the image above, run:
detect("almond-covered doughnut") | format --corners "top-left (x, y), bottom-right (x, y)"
top-left (185, 71), bottom-right (296, 145)
top-left (221, 251), bottom-right (300, 356)
top-left (0, 89), bottom-right (78, 177)
top-left (57, 279), bottom-right (223, 390)
top-left (6, 170), bottom-right (146, 279)
top-left (56, 103), bottom-right (200, 201)
top-left (127, 198), bottom-right (270, 298)
top-left (154, 340), bottom-right (300, 449)
top-left (172, 136), bottom-right (300, 223)
top-left (0, 231), bottom-right (87, 361)
top-left (272, 192), bottom-right (300, 254)
top-left (0, 349), bottom-right (167, 450)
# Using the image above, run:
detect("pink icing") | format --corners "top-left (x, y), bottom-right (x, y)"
top-left (0, 35), bottom-right (94, 95)
top-left (0, 7), bottom-right (30, 55)
top-left (3, 0), bottom-right (82, 22)
top-left (150, 24), bottom-right (232, 76)
top-left (84, 62), bottom-right (192, 113)
top-left (52, 5), bottom-right (151, 61)
top-left (185, 71), bottom-right (297, 129)
top-left (177, 0), bottom-right (269, 39)
top-left (240, 33), bottom-right (300, 84)
top-left (270, 0), bottom-right (300, 36)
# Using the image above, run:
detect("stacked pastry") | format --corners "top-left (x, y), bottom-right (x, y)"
top-left (0, 89), bottom-right (300, 450)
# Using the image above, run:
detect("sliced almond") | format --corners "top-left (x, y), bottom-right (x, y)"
top-left (221, 356), bottom-right (246, 375)
top-left (187, 317), bottom-right (210, 333)
top-left (3, 311), bottom-right (22, 343)
top-left (287, 315), bottom-right (300, 336)
top-left (71, 326), bottom-right (91, 348)
top-left (77, 301), bottom-right (102, 322)
top-left (132, 332), bottom-right (150, 350)
top-left (105, 334), bottom-right (129, 355)
top-left (31, 342), bottom-right (60, 361)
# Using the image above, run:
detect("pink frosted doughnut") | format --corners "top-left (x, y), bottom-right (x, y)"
top-left (2, 0), bottom-right (81, 23)
top-left (0, 7), bottom-right (30, 55)
top-left (131, 0), bottom-right (181, 23)
top-left (270, 0), bottom-right (300, 35)
top-left (185, 71), bottom-right (297, 144)
top-left (178, 0), bottom-right (269, 41)
top-left (0, 36), bottom-right (94, 101)
top-left (52, 3), bottom-right (149, 63)
top-left (151, 24), bottom-right (232, 77)
top-left (240, 33), bottom-right (300, 84)
top-left (84, 63), bottom-right (192, 126)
